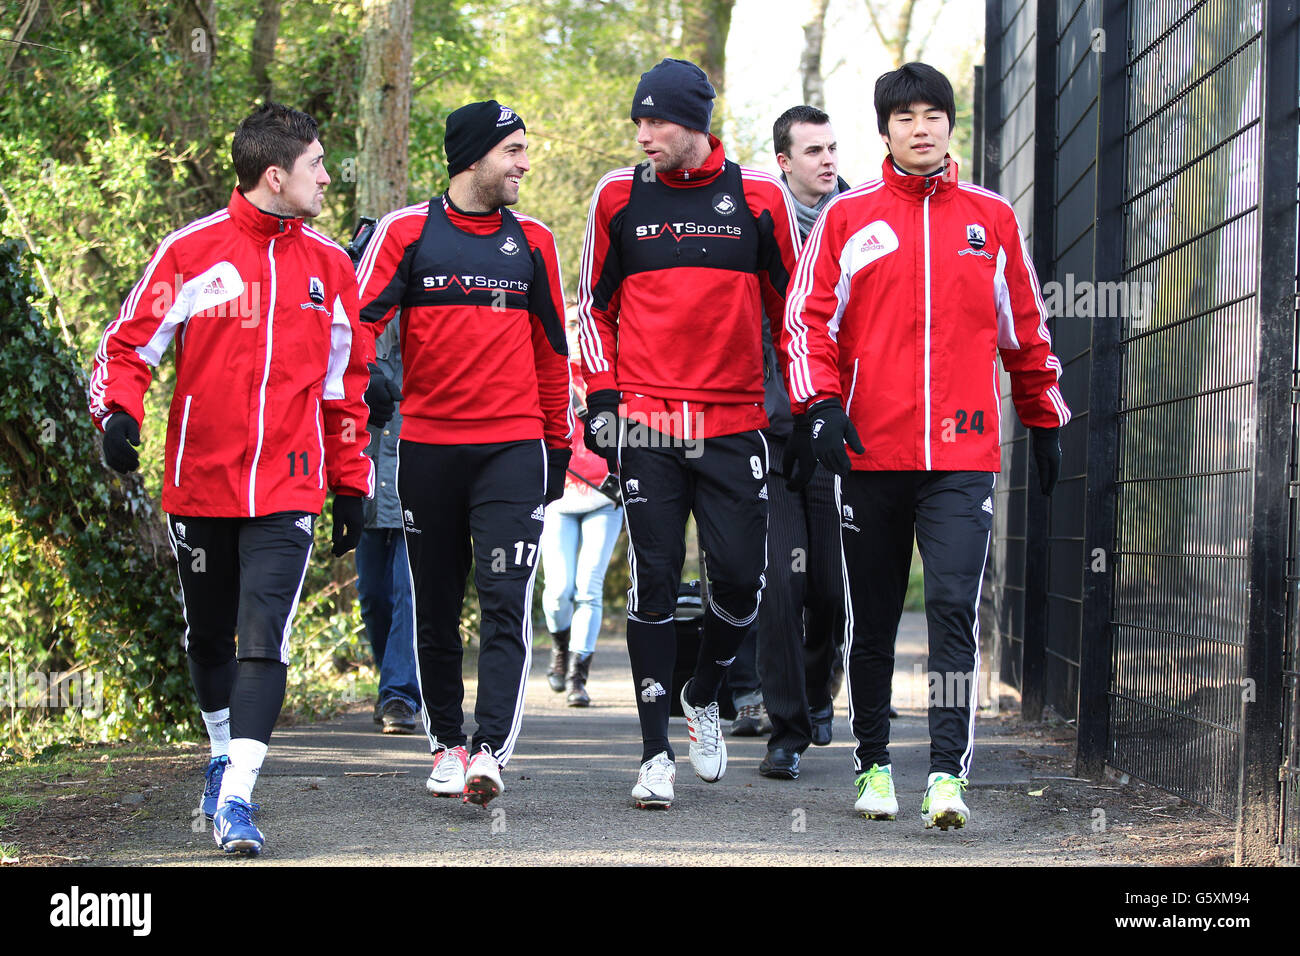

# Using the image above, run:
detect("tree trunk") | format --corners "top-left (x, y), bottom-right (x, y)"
top-left (250, 0), bottom-right (282, 101)
top-left (800, 0), bottom-right (831, 108)
top-left (891, 0), bottom-right (916, 65)
top-left (2, 0), bottom-right (52, 85)
top-left (356, 0), bottom-right (414, 218)
top-left (863, 0), bottom-right (924, 68)
top-left (680, 0), bottom-right (735, 97)
top-left (168, 0), bottom-right (221, 210)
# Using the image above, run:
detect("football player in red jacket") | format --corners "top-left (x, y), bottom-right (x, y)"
top-left (578, 59), bottom-right (801, 808)
top-left (783, 63), bottom-right (1071, 830)
top-left (90, 103), bottom-right (376, 856)
top-left (356, 101), bottom-right (572, 808)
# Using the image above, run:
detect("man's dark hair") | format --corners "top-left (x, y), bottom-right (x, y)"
top-left (232, 102), bottom-right (320, 191)
top-left (873, 62), bottom-right (955, 135)
top-left (773, 105), bottom-right (831, 158)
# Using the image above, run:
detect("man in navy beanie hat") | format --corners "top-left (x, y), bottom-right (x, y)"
top-left (355, 100), bottom-right (572, 809)
top-left (577, 59), bottom-right (802, 809)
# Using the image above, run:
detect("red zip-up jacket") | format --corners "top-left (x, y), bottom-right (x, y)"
top-left (356, 195), bottom-right (571, 450)
top-left (88, 188), bottom-right (375, 517)
top-left (577, 136), bottom-right (801, 440)
top-left (783, 157), bottom-right (1071, 472)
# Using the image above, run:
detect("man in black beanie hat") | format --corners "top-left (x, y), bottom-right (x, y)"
top-left (356, 100), bottom-right (572, 808)
top-left (576, 59), bottom-right (802, 809)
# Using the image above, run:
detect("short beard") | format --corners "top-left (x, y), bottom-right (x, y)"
top-left (470, 170), bottom-right (513, 210)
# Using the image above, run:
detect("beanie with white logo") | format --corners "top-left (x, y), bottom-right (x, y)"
top-left (445, 99), bottom-right (527, 177)
top-left (629, 58), bottom-right (715, 133)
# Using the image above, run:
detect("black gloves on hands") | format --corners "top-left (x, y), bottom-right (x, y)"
top-left (364, 363), bottom-right (402, 428)
top-left (582, 389), bottom-right (620, 472)
top-left (103, 412), bottom-right (141, 473)
top-left (1031, 426), bottom-right (1061, 496)
top-left (808, 398), bottom-right (864, 478)
top-left (545, 447), bottom-right (572, 505)
top-left (331, 494), bottom-right (365, 556)
top-left (782, 414), bottom-right (818, 491)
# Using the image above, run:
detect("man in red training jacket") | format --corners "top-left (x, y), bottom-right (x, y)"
top-left (577, 59), bottom-right (801, 809)
top-left (783, 63), bottom-right (1070, 830)
top-left (356, 100), bottom-right (571, 808)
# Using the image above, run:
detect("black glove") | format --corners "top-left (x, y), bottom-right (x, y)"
top-left (1031, 426), bottom-right (1061, 496)
top-left (582, 389), bottom-right (620, 472)
top-left (808, 398), bottom-right (864, 478)
top-left (545, 447), bottom-right (572, 505)
top-left (364, 363), bottom-right (402, 428)
top-left (782, 414), bottom-right (818, 491)
top-left (331, 494), bottom-right (365, 556)
top-left (102, 412), bottom-right (141, 473)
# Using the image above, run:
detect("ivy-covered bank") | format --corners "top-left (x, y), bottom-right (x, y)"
top-left (0, 208), bottom-right (193, 740)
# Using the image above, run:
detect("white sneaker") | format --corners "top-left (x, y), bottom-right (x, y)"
top-left (426, 745), bottom-right (468, 798)
top-left (680, 679), bottom-right (727, 782)
top-left (853, 763), bottom-right (899, 820)
top-left (631, 752), bottom-right (676, 809)
top-left (464, 749), bottom-right (504, 807)
top-left (921, 772), bottom-right (970, 830)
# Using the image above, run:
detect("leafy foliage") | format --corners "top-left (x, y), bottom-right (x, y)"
top-left (0, 206), bottom-right (194, 740)
top-left (0, 0), bottom-right (731, 744)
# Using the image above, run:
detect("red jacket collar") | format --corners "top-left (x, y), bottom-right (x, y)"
top-left (229, 187), bottom-right (304, 241)
top-left (659, 134), bottom-right (726, 187)
top-left (881, 154), bottom-right (959, 201)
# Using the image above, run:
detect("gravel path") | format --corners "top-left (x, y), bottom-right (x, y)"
top-left (84, 613), bottom-right (1230, 866)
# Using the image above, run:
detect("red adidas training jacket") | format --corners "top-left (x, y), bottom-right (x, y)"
top-left (89, 188), bottom-right (375, 517)
top-left (783, 157), bottom-right (1071, 472)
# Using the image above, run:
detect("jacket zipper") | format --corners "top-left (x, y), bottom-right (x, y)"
top-left (845, 359), bottom-right (860, 414)
top-left (922, 193), bottom-right (932, 470)
top-left (174, 394), bottom-right (193, 486)
top-left (249, 238), bottom-right (277, 516)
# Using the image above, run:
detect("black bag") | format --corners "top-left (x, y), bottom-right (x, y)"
top-left (669, 579), bottom-right (736, 720)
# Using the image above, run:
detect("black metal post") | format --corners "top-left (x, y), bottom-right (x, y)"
top-left (973, 64), bottom-right (985, 187)
top-left (983, 0), bottom-right (1002, 195)
top-left (1022, 0), bottom-right (1058, 722)
top-left (1235, 0), bottom-right (1298, 866)
top-left (1075, 0), bottom-right (1128, 779)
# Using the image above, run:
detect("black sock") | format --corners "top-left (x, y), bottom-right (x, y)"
top-left (626, 616), bottom-right (676, 763)
top-left (228, 658), bottom-right (288, 745)
top-left (690, 604), bottom-right (752, 707)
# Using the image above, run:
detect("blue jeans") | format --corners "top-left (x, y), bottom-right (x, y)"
top-left (540, 503), bottom-right (621, 656)
top-left (355, 528), bottom-right (420, 710)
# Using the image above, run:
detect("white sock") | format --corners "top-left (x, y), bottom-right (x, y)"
top-left (201, 708), bottom-right (231, 758)
top-left (217, 738), bottom-right (268, 806)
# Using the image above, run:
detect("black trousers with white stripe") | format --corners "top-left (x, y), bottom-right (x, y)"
top-left (619, 430), bottom-right (769, 761)
top-left (397, 439), bottom-right (545, 766)
top-left (167, 511), bottom-right (315, 743)
top-left (837, 470), bottom-right (994, 778)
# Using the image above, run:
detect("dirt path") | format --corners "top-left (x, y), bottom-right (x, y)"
top-left (2, 614), bottom-right (1234, 866)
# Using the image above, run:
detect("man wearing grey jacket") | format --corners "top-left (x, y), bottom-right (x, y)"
top-left (356, 317), bottom-right (421, 733)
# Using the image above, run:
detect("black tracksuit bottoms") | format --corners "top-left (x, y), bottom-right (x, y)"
top-left (838, 470), bottom-right (994, 778)
top-left (397, 438), bottom-right (547, 766)
top-left (166, 511), bottom-right (315, 744)
top-left (619, 430), bottom-right (769, 762)
top-left (754, 435), bottom-right (844, 753)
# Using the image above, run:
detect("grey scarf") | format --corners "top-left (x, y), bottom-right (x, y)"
top-left (782, 174), bottom-right (849, 240)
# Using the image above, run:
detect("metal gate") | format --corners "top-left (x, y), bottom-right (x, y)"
top-left (982, 0), bottom-right (1299, 861)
